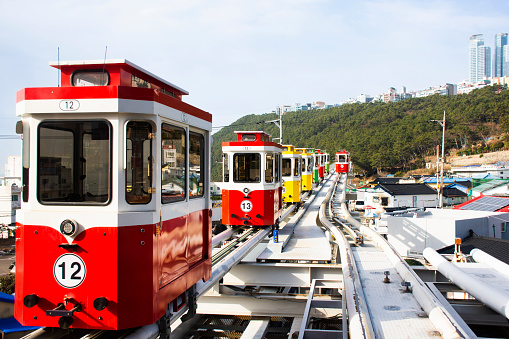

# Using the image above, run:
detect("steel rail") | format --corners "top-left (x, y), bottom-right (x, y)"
top-left (319, 173), bottom-right (375, 339)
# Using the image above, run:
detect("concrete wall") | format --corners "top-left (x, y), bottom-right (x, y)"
top-left (364, 190), bottom-right (437, 211)
top-left (386, 210), bottom-right (509, 257)
top-left (387, 214), bottom-right (456, 256)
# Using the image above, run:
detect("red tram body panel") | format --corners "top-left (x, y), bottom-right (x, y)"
top-left (14, 59), bottom-right (212, 330)
top-left (221, 131), bottom-right (283, 227)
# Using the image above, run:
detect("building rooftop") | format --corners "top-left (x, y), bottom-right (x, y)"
top-left (455, 195), bottom-right (509, 212)
top-left (376, 183), bottom-right (437, 196)
top-left (437, 232), bottom-right (509, 265)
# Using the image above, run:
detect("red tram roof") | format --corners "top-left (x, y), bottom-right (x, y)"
top-left (222, 131), bottom-right (282, 149)
top-left (50, 59), bottom-right (188, 98)
top-left (16, 59), bottom-right (212, 123)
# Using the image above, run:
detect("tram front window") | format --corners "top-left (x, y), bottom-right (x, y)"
top-left (233, 153), bottom-right (260, 183)
top-left (38, 121), bottom-right (111, 204)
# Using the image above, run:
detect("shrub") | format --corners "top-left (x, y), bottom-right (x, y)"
top-left (492, 140), bottom-right (504, 149)
top-left (0, 274), bottom-right (14, 294)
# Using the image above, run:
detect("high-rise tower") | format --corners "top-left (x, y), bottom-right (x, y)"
top-left (494, 33), bottom-right (508, 77)
top-left (469, 34), bottom-right (491, 83)
top-left (504, 45), bottom-right (509, 77)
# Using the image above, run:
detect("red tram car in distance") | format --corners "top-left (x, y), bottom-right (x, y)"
top-left (221, 131), bottom-right (283, 229)
top-left (336, 150), bottom-right (350, 173)
top-left (15, 59), bottom-right (212, 331)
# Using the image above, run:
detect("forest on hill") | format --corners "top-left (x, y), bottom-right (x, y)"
top-left (211, 85), bottom-right (509, 182)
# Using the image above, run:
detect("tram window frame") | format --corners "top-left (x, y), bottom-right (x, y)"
top-left (37, 120), bottom-right (112, 205)
top-left (222, 153), bottom-right (229, 182)
top-left (275, 153), bottom-right (281, 183)
top-left (125, 121), bottom-right (153, 205)
top-left (265, 153), bottom-right (274, 183)
top-left (241, 134), bottom-right (257, 142)
top-left (161, 123), bottom-right (187, 204)
top-left (71, 69), bottom-right (110, 87)
top-left (233, 153), bottom-right (260, 183)
top-left (189, 131), bottom-right (205, 198)
top-left (293, 158), bottom-right (300, 176)
top-left (282, 158), bottom-right (291, 177)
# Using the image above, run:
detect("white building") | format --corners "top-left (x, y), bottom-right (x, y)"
top-left (384, 208), bottom-right (509, 258)
top-left (0, 156), bottom-right (22, 226)
top-left (210, 181), bottom-right (223, 197)
top-left (362, 183), bottom-right (438, 213)
top-left (451, 163), bottom-right (509, 179)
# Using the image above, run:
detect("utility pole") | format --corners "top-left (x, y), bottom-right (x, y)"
top-left (266, 109), bottom-right (283, 144)
top-left (430, 110), bottom-right (446, 208)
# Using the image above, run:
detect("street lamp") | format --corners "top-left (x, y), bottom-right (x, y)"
top-left (430, 110), bottom-right (446, 208)
top-left (266, 108), bottom-right (283, 144)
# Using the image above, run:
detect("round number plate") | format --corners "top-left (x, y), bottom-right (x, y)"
top-left (240, 200), bottom-right (253, 212)
top-left (53, 253), bottom-right (87, 288)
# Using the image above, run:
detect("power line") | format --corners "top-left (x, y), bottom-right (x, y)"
top-left (212, 120), bottom-right (270, 130)
top-left (0, 135), bottom-right (21, 140)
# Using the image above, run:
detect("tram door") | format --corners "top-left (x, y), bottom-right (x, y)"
top-left (158, 123), bottom-right (209, 287)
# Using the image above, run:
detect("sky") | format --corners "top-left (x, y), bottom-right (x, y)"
top-left (1, 0), bottom-right (509, 174)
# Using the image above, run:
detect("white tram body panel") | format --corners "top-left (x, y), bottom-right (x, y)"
top-left (15, 59), bottom-right (212, 330)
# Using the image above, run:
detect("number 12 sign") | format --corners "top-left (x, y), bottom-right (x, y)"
top-left (53, 253), bottom-right (87, 288)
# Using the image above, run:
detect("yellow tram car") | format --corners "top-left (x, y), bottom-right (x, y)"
top-left (295, 148), bottom-right (313, 192)
top-left (282, 145), bottom-right (302, 205)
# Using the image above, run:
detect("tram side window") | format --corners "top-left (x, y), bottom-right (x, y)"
top-left (126, 121), bottom-right (152, 204)
top-left (282, 158), bottom-right (291, 177)
top-left (294, 159), bottom-right (300, 176)
top-left (307, 158), bottom-right (312, 172)
top-left (233, 153), bottom-right (260, 183)
top-left (222, 153), bottom-right (229, 182)
top-left (275, 153), bottom-right (281, 183)
top-left (38, 121), bottom-right (111, 204)
top-left (189, 132), bottom-right (204, 198)
top-left (265, 153), bottom-right (274, 183)
top-left (162, 124), bottom-right (186, 203)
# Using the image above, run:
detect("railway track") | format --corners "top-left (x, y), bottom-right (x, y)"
top-left (18, 188), bottom-right (317, 339)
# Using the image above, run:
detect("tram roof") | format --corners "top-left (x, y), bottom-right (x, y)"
top-left (49, 59), bottom-right (189, 95)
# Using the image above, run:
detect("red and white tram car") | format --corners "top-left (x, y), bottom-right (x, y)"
top-left (14, 59), bottom-right (212, 331)
top-left (221, 131), bottom-right (283, 229)
top-left (336, 150), bottom-right (350, 173)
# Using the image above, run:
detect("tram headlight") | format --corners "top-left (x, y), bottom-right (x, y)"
top-left (243, 188), bottom-right (250, 194)
top-left (60, 219), bottom-right (78, 237)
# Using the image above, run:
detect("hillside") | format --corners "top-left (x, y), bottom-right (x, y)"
top-left (211, 85), bottom-right (509, 182)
